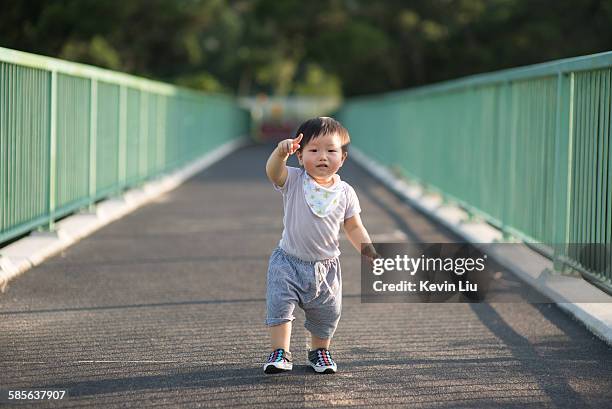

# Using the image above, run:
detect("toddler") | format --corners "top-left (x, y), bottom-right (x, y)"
top-left (263, 117), bottom-right (378, 374)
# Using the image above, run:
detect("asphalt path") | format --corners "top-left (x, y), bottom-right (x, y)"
top-left (1, 143), bottom-right (611, 408)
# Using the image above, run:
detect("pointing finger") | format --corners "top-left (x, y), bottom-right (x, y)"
top-left (293, 133), bottom-right (303, 144)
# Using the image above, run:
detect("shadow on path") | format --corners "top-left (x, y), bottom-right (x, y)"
top-left (471, 303), bottom-right (591, 408)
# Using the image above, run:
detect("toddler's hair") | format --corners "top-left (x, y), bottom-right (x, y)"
top-left (295, 117), bottom-right (350, 154)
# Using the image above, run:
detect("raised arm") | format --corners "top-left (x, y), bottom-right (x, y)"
top-left (266, 133), bottom-right (303, 187)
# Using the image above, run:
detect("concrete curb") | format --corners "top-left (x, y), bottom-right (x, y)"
top-left (350, 147), bottom-right (612, 346)
top-left (0, 137), bottom-right (249, 292)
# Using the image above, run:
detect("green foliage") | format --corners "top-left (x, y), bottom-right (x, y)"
top-left (174, 71), bottom-right (227, 93)
top-left (293, 64), bottom-right (342, 96)
top-left (60, 36), bottom-right (121, 70)
top-left (1, 0), bottom-right (610, 97)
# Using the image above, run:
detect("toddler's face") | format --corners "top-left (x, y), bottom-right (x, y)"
top-left (297, 132), bottom-right (347, 182)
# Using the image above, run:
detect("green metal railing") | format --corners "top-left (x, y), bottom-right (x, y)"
top-left (0, 47), bottom-right (249, 245)
top-left (338, 51), bottom-right (612, 292)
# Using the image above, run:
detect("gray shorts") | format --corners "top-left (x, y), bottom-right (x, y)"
top-left (265, 247), bottom-right (342, 339)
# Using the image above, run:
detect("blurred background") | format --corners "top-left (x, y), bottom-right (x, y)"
top-left (2, 0), bottom-right (612, 140)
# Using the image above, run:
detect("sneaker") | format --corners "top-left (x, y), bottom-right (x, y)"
top-left (263, 349), bottom-right (293, 374)
top-left (308, 348), bottom-right (337, 374)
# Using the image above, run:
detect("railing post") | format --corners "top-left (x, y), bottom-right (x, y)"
top-left (118, 85), bottom-right (127, 190)
top-left (88, 78), bottom-right (98, 211)
top-left (552, 71), bottom-right (575, 272)
top-left (139, 91), bottom-right (148, 182)
top-left (46, 70), bottom-right (57, 231)
top-left (500, 81), bottom-right (513, 240)
top-left (157, 95), bottom-right (166, 175)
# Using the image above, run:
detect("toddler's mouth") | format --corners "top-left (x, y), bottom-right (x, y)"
top-left (316, 164), bottom-right (328, 168)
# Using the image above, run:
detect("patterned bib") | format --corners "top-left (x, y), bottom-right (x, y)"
top-left (303, 172), bottom-right (343, 218)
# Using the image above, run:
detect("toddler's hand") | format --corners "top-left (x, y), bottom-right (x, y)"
top-left (277, 133), bottom-right (303, 156)
top-left (361, 244), bottom-right (381, 266)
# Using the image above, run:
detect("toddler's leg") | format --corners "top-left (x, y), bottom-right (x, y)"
top-left (263, 248), bottom-right (301, 373)
top-left (265, 321), bottom-right (294, 374)
top-left (270, 321), bottom-right (292, 351)
top-left (266, 248), bottom-right (300, 352)
top-left (303, 261), bottom-right (342, 344)
top-left (302, 259), bottom-right (341, 373)
top-left (307, 329), bottom-right (338, 374)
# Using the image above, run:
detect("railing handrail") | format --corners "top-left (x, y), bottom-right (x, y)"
top-left (348, 50), bottom-right (612, 102)
top-left (0, 46), bottom-right (233, 100)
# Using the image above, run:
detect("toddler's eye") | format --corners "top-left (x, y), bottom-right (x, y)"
top-left (329, 150), bottom-right (337, 152)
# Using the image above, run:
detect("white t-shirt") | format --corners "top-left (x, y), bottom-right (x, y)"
top-left (273, 166), bottom-right (361, 261)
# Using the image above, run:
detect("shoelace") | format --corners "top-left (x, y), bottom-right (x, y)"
top-left (314, 349), bottom-right (334, 366)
